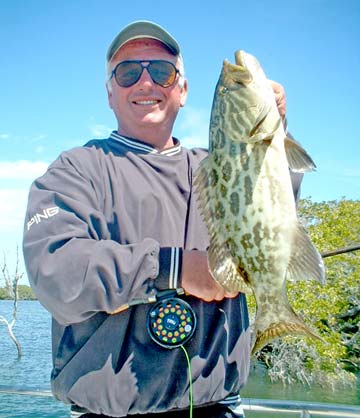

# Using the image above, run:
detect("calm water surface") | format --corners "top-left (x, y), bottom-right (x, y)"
top-left (0, 300), bottom-right (69, 417)
top-left (0, 301), bottom-right (359, 417)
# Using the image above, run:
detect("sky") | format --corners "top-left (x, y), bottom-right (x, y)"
top-left (1, 0), bottom-right (359, 283)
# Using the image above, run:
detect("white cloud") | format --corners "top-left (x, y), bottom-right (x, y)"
top-left (90, 124), bottom-right (112, 138)
top-left (0, 161), bottom-right (50, 268)
top-left (0, 161), bottom-right (49, 242)
top-left (0, 161), bottom-right (49, 180)
top-left (0, 133), bottom-right (10, 140)
top-left (0, 188), bottom-right (28, 281)
top-left (0, 189), bottom-right (29, 233)
top-left (0, 161), bottom-right (49, 237)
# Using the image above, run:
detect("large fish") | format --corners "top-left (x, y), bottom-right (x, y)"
top-left (194, 50), bottom-right (325, 354)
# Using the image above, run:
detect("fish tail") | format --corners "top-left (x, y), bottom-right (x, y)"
top-left (251, 307), bottom-right (322, 355)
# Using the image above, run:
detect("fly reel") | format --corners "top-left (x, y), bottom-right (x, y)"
top-left (147, 297), bottom-right (196, 349)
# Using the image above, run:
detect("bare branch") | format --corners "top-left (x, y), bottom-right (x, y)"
top-left (0, 247), bottom-right (23, 359)
top-left (0, 316), bottom-right (22, 358)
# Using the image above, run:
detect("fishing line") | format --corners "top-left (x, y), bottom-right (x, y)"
top-left (180, 345), bottom-right (194, 418)
top-left (146, 293), bottom-right (196, 418)
top-left (112, 290), bottom-right (196, 417)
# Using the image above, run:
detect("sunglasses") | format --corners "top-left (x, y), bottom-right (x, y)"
top-left (110, 60), bottom-right (181, 88)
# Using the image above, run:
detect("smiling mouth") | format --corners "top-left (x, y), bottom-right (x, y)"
top-left (133, 100), bottom-right (160, 106)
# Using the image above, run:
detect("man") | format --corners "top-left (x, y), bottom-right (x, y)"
top-left (23, 21), bottom-right (298, 417)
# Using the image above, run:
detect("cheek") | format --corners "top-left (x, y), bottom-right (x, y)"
top-left (108, 89), bottom-right (127, 114)
top-left (168, 86), bottom-right (187, 109)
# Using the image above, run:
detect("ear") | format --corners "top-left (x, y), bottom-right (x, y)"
top-left (179, 79), bottom-right (188, 107)
top-left (106, 82), bottom-right (114, 109)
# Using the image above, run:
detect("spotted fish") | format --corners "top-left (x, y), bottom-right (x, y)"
top-left (194, 50), bottom-right (325, 354)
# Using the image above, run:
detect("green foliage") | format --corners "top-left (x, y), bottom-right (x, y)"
top-left (252, 198), bottom-right (360, 386)
top-left (18, 285), bottom-right (37, 300)
top-left (0, 287), bottom-right (9, 299)
top-left (0, 285), bottom-right (36, 300)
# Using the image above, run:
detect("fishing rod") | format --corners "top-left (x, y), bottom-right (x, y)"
top-left (321, 244), bottom-right (360, 258)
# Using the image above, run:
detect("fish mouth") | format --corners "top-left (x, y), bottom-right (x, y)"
top-left (234, 50), bottom-right (247, 67)
top-left (223, 50), bottom-right (253, 86)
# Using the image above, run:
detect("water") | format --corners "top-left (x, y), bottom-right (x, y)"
top-left (0, 300), bottom-right (69, 417)
top-left (0, 301), bottom-right (359, 417)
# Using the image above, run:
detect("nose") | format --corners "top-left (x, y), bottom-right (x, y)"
top-left (136, 66), bottom-right (154, 87)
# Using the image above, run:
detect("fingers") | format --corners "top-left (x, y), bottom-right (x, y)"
top-left (211, 281), bottom-right (239, 301)
top-left (181, 250), bottom-right (239, 302)
top-left (269, 79), bottom-right (286, 118)
top-left (224, 290), bottom-right (239, 299)
top-left (209, 289), bottom-right (239, 302)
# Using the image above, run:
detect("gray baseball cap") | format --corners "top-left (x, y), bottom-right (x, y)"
top-left (106, 20), bottom-right (181, 62)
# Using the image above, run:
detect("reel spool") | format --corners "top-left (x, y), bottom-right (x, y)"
top-left (147, 297), bottom-right (196, 349)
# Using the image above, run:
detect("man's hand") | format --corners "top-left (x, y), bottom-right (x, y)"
top-left (270, 80), bottom-right (286, 118)
top-left (181, 250), bottom-right (238, 302)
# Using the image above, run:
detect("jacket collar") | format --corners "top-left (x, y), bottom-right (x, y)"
top-left (110, 131), bottom-right (182, 156)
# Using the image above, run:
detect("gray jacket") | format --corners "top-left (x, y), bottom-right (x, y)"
top-left (23, 132), bottom-right (301, 416)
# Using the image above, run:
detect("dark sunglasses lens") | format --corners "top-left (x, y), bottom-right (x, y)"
top-left (113, 61), bottom-right (178, 88)
top-left (149, 61), bottom-right (177, 87)
top-left (115, 62), bottom-right (142, 87)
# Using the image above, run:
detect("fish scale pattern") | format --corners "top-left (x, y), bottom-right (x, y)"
top-left (194, 50), bottom-right (325, 354)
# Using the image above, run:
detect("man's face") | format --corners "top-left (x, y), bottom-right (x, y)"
top-left (107, 39), bottom-right (188, 148)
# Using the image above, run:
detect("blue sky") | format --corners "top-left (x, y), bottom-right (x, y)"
top-left (1, 0), bottom-right (359, 281)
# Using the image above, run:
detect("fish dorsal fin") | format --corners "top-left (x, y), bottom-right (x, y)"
top-left (285, 134), bottom-right (317, 173)
top-left (287, 222), bottom-right (325, 284)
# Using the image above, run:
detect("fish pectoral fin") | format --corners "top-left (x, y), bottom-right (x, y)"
top-left (285, 133), bottom-right (317, 173)
top-left (208, 243), bottom-right (253, 294)
top-left (248, 107), bottom-right (282, 145)
top-left (287, 223), bottom-right (326, 285)
top-left (248, 132), bottom-right (274, 144)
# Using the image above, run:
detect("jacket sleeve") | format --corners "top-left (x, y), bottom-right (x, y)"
top-left (22, 149), bottom-right (181, 325)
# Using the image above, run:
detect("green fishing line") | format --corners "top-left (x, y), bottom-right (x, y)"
top-left (180, 345), bottom-right (193, 418)
top-left (146, 294), bottom-right (196, 417)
